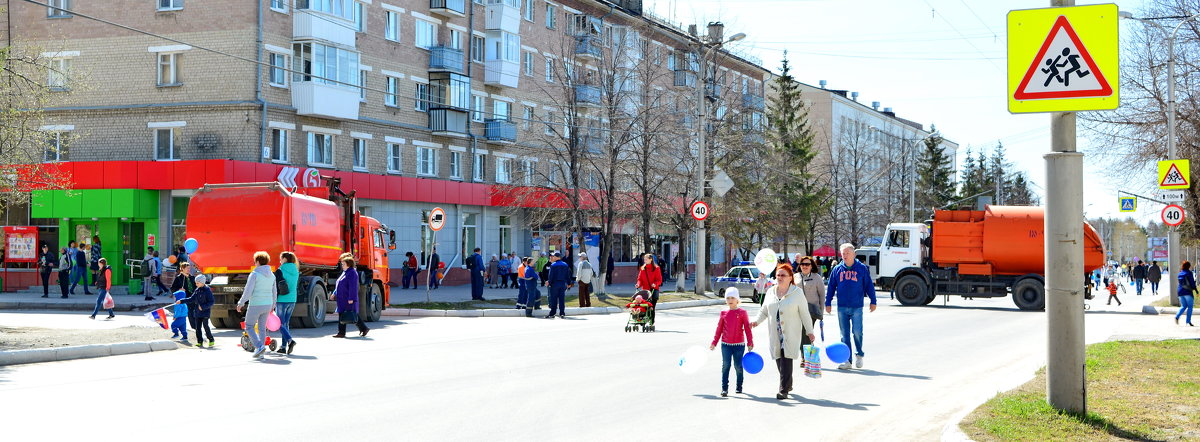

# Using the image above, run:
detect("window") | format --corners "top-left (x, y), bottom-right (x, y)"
top-left (429, 72), bottom-right (470, 109)
top-left (269, 53), bottom-right (288, 87)
top-left (385, 11), bottom-right (400, 41)
top-left (886, 229), bottom-right (910, 248)
top-left (449, 30), bottom-right (463, 50)
top-left (523, 52), bottom-right (534, 76)
top-left (414, 82), bottom-right (428, 111)
top-left (387, 143), bottom-right (402, 173)
top-left (545, 59), bottom-right (554, 82)
top-left (487, 31), bottom-right (520, 62)
top-left (522, 107), bottom-right (533, 129)
top-left (47, 0), bottom-right (70, 17)
top-left (416, 147), bottom-right (437, 176)
top-left (157, 53), bottom-right (181, 86)
top-left (353, 138), bottom-right (368, 170)
top-left (296, 0), bottom-right (353, 20)
top-left (352, 1), bottom-right (365, 32)
top-left (155, 128), bottom-right (178, 160)
top-left (461, 213), bottom-right (477, 261)
top-left (523, 159), bottom-right (534, 185)
top-left (47, 58), bottom-right (71, 91)
top-left (291, 42), bottom-right (360, 89)
top-left (386, 76), bottom-right (400, 107)
top-left (45, 132), bottom-right (67, 162)
top-left (449, 151), bottom-right (461, 178)
top-left (544, 110), bottom-right (555, 135)
top-left (545, 3), bottom-right (556, 29)
top-left (470, 36), bottom-right (485, 63)
top-left (473, 152), bottom-right (486, 181)
top-left (157, 0), bottom-right (183, 11)
top-left (522, 0), bottom-right (533, 21)
top-left (270, 129), bottom-right (288, 162)
top-left (493, 100), bottom-right (510, 121)
top-left (359, 70), bottom-right (367, 100)
top-left (271, 0), bottom-right (287, 11)
top-left (499, 215), bottom-right (512, 253)
top-left (415, 19), bottom-right (437, 49)
top-left (495, 158), bottom-right (511, 183)
top-left (472, 95), bottom-right (485, 122)
top-left (307, 132), bottom-right (334, 166)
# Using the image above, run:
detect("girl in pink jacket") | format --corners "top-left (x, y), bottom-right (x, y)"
top-left (709, 288), bottom-right (754, 397)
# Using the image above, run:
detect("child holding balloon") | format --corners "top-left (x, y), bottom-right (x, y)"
top-left (710, 288), bottom-right (754, 397)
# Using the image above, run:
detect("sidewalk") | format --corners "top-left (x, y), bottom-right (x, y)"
top-left (389, 280), bottom-right (701, 304)
top-left (0, 286), bottom-right (168, 312)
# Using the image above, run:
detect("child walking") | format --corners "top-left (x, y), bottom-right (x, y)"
top-left (170, 290), bottom-right (190, 342)
top-left (1104, 278), bottom-right (1124, 306)
top-left (709, 288), bottom-right (754, 397)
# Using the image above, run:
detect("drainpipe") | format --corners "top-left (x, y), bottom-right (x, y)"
top-left (466, 0), bottom-right (481, 246)
top-left (256, 0), bottom-right (267, 163)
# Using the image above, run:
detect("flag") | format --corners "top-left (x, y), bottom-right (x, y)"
top-left (144, 307), bottom-right (170, 330)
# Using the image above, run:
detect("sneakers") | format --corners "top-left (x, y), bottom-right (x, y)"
top-left (856, 356), bottom-right (864, 369)
top-left (287, 340), bottom-right (296, 355)
top-left (838, 362), bottom-right (852, 370)
top-left (107, 314), bottom-right (115, 320)
top-left (179, 339), bottom-right (191, 346)
top-left (207, 341), bottom-right (215, 348)
top-left (251, 347), bottom-right (265, 359)
top-left (171, 333), bottom-right (179, 339)
top-left (195, 342), bottom-right (204, 348)
top-left (735, 388), bottom-right (743, 394)
top-left (720, 390), bottom-right (728, 397)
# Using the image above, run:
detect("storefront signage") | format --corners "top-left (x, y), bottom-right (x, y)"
top-left (3, 226), bottom-right (39, 262)
top-left (278, 167), bottom-right (322, 188)
top-left (147, 233), bottom-right (156, 247)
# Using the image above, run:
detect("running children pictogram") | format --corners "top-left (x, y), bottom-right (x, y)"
top-left (1014, 15), bottom-right (1111, 100)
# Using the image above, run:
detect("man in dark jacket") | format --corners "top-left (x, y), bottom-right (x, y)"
top-left (69, 244), bottom-right (92, 295)
top-left (1131, 260), bottom-right (1148, 296)
top-left (544, 252), bottom-right (572, 318)
top-left (467, 247), bottom-right (485, 301)
top-left (606, 252), bottom-right (615, 285)
top-left (1148, 261), bottom-right (1163, 295)
top-left (428, 248), bottom-right (440, 289)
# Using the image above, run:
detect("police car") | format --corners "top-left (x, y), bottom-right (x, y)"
top-left (712, 264), bottom-right (771, 304)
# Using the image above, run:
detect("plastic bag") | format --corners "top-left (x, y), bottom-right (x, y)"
top-left (102, 293), bottom-right (115, 310)
top-left (802, 344), bottom-right (822, 379)
top-left (266, 310), bottom-right (281, 331)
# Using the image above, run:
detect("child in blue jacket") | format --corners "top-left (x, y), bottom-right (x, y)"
top-left (171, 290), bottom-right (189, 342)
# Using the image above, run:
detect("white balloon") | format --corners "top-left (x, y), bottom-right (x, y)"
top-left (754, 248), bottom-right (778, 274)
top-left (678, 345), bottom-right (709, 375)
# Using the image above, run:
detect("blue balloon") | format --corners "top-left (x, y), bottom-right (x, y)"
top-left (184, 238), bottom-right (199, 254)
top-left (825, 342), bottom-right (851, 364)
top-left (742, 351), bottom-right (764, 374)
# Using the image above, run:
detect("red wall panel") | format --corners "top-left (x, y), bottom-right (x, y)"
top-left (136, 161), bottom-right (172, 189)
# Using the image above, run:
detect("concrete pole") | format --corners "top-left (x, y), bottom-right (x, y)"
top-left (1047, 111), bottom-right (1086, 413)
top-left (694, 42), bottom-right (709, 296)
top-left (1167, 31), bottom-right (1181, 307)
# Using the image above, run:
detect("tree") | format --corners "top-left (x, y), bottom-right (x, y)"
top-left (765, 54), bottom-right (828, 254)
top-left (0, 43), bottom-right (74, 212)
top-left (914, 132), bottom-right (954, 219)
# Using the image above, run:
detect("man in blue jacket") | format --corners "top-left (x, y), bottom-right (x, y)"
top-left (467, 248), bottom-right (486, 301)
top-left (825, 243), bottom-right (877, 370)
top-left (544, 252), bottom-right (573, 319)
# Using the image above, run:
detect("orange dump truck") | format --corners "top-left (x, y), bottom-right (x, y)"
top-left (185, 178), bottom-right (394, 328)
top-left (863, 205), bottom-right (1104, 310)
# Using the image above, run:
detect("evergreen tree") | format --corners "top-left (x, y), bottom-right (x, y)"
top-left (765, 53), bottom-right (828, 252)
top-left (914, 133), bottom-right (954, 219)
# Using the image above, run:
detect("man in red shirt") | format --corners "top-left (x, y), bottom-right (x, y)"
top-left (402, 251), bottom-right (419, 289)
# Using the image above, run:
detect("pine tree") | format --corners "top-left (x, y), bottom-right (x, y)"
top-left (766, 53), bottom-right (828, 253)
top-left (914, 133), bottom-right (954, 219)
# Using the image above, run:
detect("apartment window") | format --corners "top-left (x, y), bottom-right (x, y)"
top-left (352, 138), bottom-right (368, 170)
top-left (291, 42), bottom-right (360, 89)
top-left (157, 53), bottom-right (181, 86)
top-left (269, 53), bottom-right (288, 87)
top-left (307, 132), bottom-right (334, 166)
top-left (414, 83), bottom-right (428, 111)
top-left (271, 0), bottom-right (287, 12)
top-left (47, 58), bottom-right (71, 91)
top-left (359, 70), bottom-right (368, 100)
top-left (385, 11), bottom-right (400, 41)
top-left (416, 147), bottom-right (437, 176)
top-left (45, 132), bottom-right (68, 162)
top-left (522, 107), bottom-right (533, 129)
top-left (296, 0), bottom-right (353, 20)
top-left (473, 152), bottom-right (486, 182)
top-left (387, 143), bottom-right (402, 173)
top-left (523, 52), bottom-right (534, 76)
top-left (499, 215), bottom-right (512, 252)
top-left (449, 30), bottom-right (463, 50)
top-left (487, 31), bottom-right (520, 62)
top-left (493, 100), bottom-right (510, 121)
top-left (270, 129), bottom-right (289, 162)
top-left (545, 59), bottom-right (554, 82)
top-left (415, 19), bottom-right (437, 49)
top-left (523, 0), bottom-right (533, 21)
top-left (470, 36), bottom-right (485, 63)
top-left (449, 151), bottom-right (462, 179)
top-left (472, 95), bottom-right (485, 122)
top-left (495, 158), bottom-right (511, 183)
top-left (47, 0), bottom-right (71, 17)
top-left (523, 159), bottom-right (534, 185)
top-left (545, 3), bottom-right (556, 29)
top-left (386, 76), bottom-right (400, 107)
top-left (352, 1), bottom-right (366, 32)
top-left (157, 0), bottom-right (183, 11)
top-left (544, 110), bottom-right (556, 135)
top-left (154, 128), bottom-right (178, 160)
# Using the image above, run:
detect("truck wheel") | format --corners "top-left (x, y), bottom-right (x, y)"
top-left (360, 283), bottom-right (382, 322)
top-left (894, 275), bottom-right (929, 306)
top-left (1012, 279), bottom-right (1045, 311)
top-left (921, 293), bottom-right (936, 305)
top-left (299, 283), bottom-right (327, 328)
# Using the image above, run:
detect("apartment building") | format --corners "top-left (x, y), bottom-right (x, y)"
top-left (3, 0), bottom-right (768, 286)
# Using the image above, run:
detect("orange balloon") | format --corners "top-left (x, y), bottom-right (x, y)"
top-left (168, 255), bottom-right (178, 265)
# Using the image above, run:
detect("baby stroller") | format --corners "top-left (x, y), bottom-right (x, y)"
top-left (239, 320), bottom-right (279, 352)
top-left (624, 293), bottom-right (656, 333)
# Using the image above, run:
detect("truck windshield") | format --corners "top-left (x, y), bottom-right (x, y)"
top-left (887, 230), bottom-right (910, 248)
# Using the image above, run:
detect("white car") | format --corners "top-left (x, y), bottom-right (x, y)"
top-left (712, 265), bottom-right (773, 304)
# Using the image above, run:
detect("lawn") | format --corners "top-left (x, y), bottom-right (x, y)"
top-left (959, 339), bottom-right (1200, 441)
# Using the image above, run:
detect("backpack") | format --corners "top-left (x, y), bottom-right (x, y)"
top-left (141, 257), bottom-right (155, 278)
top-left (274, 268), bottom-right (290, 296)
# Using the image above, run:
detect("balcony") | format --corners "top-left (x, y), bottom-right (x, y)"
top-left (429, 107), bottom-right (469, 137)
top-left (742, 93), bottom-right (765, 110)
top-left (743, 132), bottom-right (765, 145)
top-left (574, 35), bottom-right (602, 60)
top-left (673, 71), bottom-right (697, 88)
top-left (574, 84), bottom-right (602, 108)
top-left (430, 0), bottom-right (466, 18)
top-left (428, 46), bottom-right (465, 74)
top-left (705, 80), bottom-right (722, 99)
top-left (292, 81), bottom-right (360, 120)
top-left (293, 10), bottom-right (357, 48)
top-left (485, 119), bottom-right (516, 143)
top-left (484, 59), bottom-right (520, 88)
top-left (579, 134), bottom-right (603, 154)
top-left (485, 0), bottom-right (521, 33)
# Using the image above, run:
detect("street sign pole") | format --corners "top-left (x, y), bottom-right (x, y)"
top-left (426, 230), bottom-right (436, 304)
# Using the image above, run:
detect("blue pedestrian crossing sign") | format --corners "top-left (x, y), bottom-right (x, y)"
top-left (1119, 197), bottom-right (1136, 212)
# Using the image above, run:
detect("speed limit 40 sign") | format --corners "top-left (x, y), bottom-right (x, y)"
top-left (690, 201), bottom-right (710, 221)
top-left (1162, 204), bottom-right (1185, 227)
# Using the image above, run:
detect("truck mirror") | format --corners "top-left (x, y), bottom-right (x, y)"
top-left (388, 230), bottom-right (396, 244)
top-left (388, 244), bottom-right (397, 251)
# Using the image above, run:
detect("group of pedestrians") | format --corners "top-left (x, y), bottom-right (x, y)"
top-left (36, 238), bottom-right (103, 299)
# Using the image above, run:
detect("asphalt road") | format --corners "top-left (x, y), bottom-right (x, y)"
top-left (0, 294), bottom-right (1181, 441)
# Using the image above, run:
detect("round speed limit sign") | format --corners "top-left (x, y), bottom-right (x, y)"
top-left (690, 201), bottom-right (710, 221)
top-left (1162, 204), bottom-right (1185, 227)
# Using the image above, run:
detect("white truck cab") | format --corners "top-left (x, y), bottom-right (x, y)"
top-left (876, 223), bottom-right (929, 286)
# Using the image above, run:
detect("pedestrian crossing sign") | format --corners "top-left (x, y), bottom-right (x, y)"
top-left (1158, 159), bottom-right (1190, 190)
top-left (1119, 197), bottom-right (1136, 213)
top-left (1008, 4), bottom-right (1119, 113)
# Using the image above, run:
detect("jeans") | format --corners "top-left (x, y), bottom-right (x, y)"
top-left (1151, 281), bottom-right (1160, 294)
top-left (1135, 278), bottom-right (1144, 295)
top-left (429, 270), bottom-right (440, 289)
top-left (245, 304), bottom-right (272, 350)
top-left (275, 302), bottom-right (295, 346)
top-left (837, 306), bottom-right (865, 358)
top-left (1177, 295), bottom-right (1194, 324)
top-left (69, 266), bottom-right (91, 294)
top-left (90, 289), bottom-right (113, 317)
top-left (153, 275), bottom-right (170, 295)
top-left (720, 343), bottom-right (745, 391)
top-left (402, 268), bottom-right (417, 289)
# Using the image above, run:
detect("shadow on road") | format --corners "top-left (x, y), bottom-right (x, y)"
top-left (826, 368), bottom-right (931, 380)
top-left (255, 357), bottom-right (292, 365)
top-left (692, 393), bottom-right (795, 407)
top-left (791, 395), bottom-right (878, 410)
top-left (914, 305), bottom-right (1031, 313)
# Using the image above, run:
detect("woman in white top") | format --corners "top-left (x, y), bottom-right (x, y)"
top-left (752, 264), bottom-right (816, 400)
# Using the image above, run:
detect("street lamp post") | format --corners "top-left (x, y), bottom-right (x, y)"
top-left (1120, 10), bottom-right (1200, 306)
top-left (872, 127), bottom-right (938, 223)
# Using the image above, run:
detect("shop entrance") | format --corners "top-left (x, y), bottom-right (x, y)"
top-left (121, 222), bottom-right (146, 294)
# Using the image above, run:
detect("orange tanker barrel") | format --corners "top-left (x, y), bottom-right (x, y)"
top-left (980, 206), bottom-right (1047, 276)
top-left (1082, 222), bottom-right (1104, 273)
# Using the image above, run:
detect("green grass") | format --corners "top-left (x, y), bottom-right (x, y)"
top-left (960, 339), bottom-right (1200, 441)
top-left (1151, 297), bottom-right (1178, 308)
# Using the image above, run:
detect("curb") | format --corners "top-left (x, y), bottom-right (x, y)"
top-left (0, 339), bottom-right (181, 366)
top-left (0, 301), bottom-right (164, 312)
top-left (381, 299), bottom-right (725, 317)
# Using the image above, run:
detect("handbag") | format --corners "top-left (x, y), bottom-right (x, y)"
top-left (339, 309), bottom-right (359, 324)
top-left (274, 269), bottom-right (290, 296)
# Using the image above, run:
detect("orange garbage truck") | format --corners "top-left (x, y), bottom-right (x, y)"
top-left (185, 177), bottom-right (395, 328)
top-left (861, 205), bottom-right (1104, 310)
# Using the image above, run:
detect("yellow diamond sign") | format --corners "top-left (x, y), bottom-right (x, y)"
top-left (1008, 4), bottom-right (1119, 113)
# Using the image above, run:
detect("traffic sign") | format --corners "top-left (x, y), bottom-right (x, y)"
top-left (1119, 197), bottom-right (1136, 212)
top-left (428, 207), bottom-right (447, 231)
top-left (690, 201), bottom-right (710, 221)
top-left (1007, 4), bottom-right (1119, 113)
top-left (1156, 190), bottom-right (1186, 202)
top-left (1158, 159), bottom-right (1190, 189)
top-left (710, 170), bottom-right (734, 197)
top-left (1162, 204), bottom-right (1185, 227)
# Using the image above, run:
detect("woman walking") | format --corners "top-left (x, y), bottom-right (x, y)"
top-left (236, 251), bottom-right (277, 359)
top-left (1177, 261), bottom-right (1195, 326)
top-left (89, 235), bottom-right (102, 288)
top-left (89, 258), bottom-right (115, 320)
top-left (751, 264), bottom-right (816, 400)
top-left (635, 254), bottom-right (663, 323)
top-left (58, 247), bottom-right (71, 298)
top-left (487, 254), bottom-right (500, 289)
top-left (331, 253), bottom-right (369, 338)
top-left (794, 256), bottom-right (826, 347)
top-left (38, 243), bottom-right (57, 298)
top-left (276, 251), bottom-right (300, 353)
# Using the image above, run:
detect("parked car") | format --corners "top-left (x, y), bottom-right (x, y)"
top-left (712, 265), bottom-right (770, 304)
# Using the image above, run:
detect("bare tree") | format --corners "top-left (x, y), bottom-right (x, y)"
top-left (0, 41), bottom-right (77, 210)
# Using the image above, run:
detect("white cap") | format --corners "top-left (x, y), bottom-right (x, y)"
top-left (724, 287), bottom-right (740, 299)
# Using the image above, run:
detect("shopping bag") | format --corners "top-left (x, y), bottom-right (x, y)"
top-left (802, 344), bottom-right (822, 379)
top-left (102, 293), bottom-right (115, 310)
